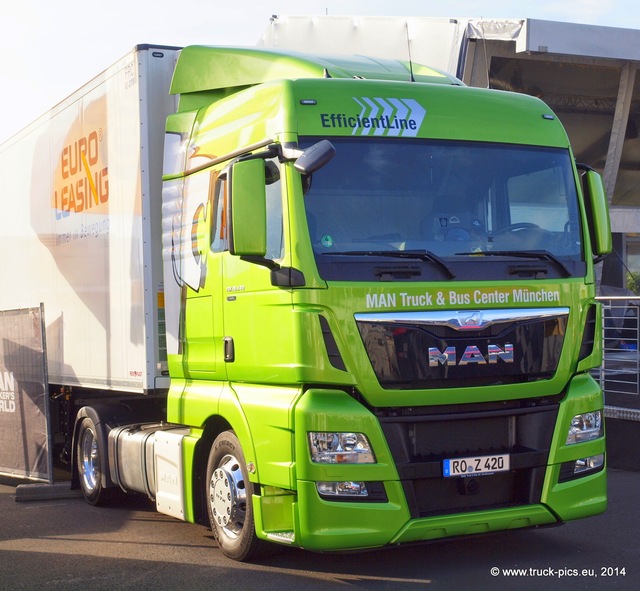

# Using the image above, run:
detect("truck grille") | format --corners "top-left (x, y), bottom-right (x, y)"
top-left (356, 308), bottom-right (569, 389)
top-left (377, 398), bottom-right (559, 517)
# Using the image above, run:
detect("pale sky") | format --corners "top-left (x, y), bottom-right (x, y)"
top-left (1, 0), bottom-right (639, 142)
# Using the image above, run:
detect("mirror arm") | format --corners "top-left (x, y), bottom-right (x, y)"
top-left (236, 144), bottom-right (281, 164)
top-left (280, 143), bottom-right (304, 161)
top-left (240, 255), bottom-right (281, 270)
top-left (576, 162), bottom-right (595, 173)
top-left (235, 143), bottom-right (300, 164)
top-left (240, 257), bottom-right (306, 288)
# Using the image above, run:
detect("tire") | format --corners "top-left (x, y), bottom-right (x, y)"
top-left (76, 417), bottom-right (116, 506)
top-left (206, 431), bottom-right (268, 561)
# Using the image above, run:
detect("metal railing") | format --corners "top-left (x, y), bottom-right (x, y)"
top-left (596, 296), bottom-right (640, 421)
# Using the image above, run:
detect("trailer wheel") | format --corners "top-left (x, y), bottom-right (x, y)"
top-left (206, 431), bottom-right (267, 561)
top-left (76, 417), bottom-right (114, 506)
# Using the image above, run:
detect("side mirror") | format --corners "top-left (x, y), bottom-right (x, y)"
top-left (582, 168), bottom-right (612, 257)
top-left (228, 159), bottom-right (267, 257)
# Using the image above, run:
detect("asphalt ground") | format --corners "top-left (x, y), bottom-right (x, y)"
top-left (0, 468), bottom-right (638, 591)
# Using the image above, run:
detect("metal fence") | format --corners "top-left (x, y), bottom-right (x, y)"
top-left (597, 296), bottom-right (640, 422)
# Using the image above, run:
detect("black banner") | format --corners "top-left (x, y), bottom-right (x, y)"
top-left (0, 305), bottom-right (51, 482)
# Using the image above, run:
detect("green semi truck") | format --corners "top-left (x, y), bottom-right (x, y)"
top-left (0, 44), bottom-right (611, 561)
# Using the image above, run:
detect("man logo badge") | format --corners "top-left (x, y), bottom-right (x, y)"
top-left (459, 311), bottom-right (483, 328)
top-left (428, 343), bottom-right (514, 366)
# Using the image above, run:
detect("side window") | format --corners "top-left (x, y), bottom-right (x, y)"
top-left (210, 173), bottom-right (227, 253)
top-left (265, 159), bottom-right (284, 260)
top-left (207, 158), bottom-right (284, 258)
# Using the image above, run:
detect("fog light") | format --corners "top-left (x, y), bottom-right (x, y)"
top-left (308, 432), bottom-right (375, 464)
top-left (559, 454), bottom-right (605, 482)
top-left (573, 454), bottom-right (605, 475)
top-left (566, 411), bottom-right (603, 444)
top-left (317, 481), bottom-right (369, 497)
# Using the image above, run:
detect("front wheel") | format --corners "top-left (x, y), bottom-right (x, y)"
top-left (206, 431), bottom-right (268, 561)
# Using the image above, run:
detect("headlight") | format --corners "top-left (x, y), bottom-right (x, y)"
top-left (308, 432), bottom-right (375, 464)
top-left (566, 411), bottom-right (603, 445)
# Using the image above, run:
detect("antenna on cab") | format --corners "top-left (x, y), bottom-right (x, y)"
top-left (405, 21), bottom-right (415, 82)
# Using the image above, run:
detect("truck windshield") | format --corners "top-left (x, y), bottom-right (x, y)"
top-left (302, 137), bottom-right (584, 280)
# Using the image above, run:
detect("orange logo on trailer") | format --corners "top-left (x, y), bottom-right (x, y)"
top-left (53, 105), bottom-right (109, 220)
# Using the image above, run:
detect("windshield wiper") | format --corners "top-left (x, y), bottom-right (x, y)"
top-left (455, 249), bottom-right (572, 278)
top-left (323, 249), bottom-right (456, 279)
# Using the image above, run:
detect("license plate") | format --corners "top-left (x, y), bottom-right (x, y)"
top-left (443, 453), bottom-right (510, 477)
